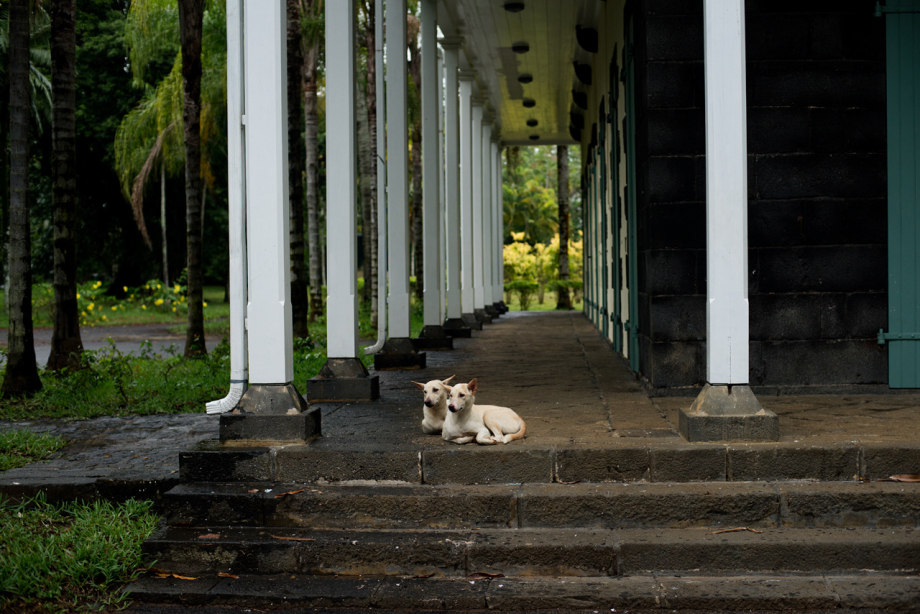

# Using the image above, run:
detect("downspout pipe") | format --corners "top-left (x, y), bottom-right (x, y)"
top-left (364, 0), bottom-right (388, 354)
top-left (207, 0), bottom-right (248, 414)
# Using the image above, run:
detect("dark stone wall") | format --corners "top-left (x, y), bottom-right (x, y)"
top-left (633, 0), bottom-right (888, 392)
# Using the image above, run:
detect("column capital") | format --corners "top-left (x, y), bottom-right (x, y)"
top-left (439, 36), bottom-right (463, 49)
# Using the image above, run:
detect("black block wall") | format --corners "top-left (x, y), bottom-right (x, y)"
top-left (634, 0), bottom-right (887, 392)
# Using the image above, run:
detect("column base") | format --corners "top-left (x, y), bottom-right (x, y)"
top-left (443, 318), bottom-right (472, 338)
top-left (307, 357), bottom-right (380, 402)
top-left (219, 383), bottom-right (320, 443)
top-left (412, 325), bottom-right (454, 350)
top-left (474, 308), bottom-right (493, 324)
top-left (484, 303), bottom-right (499, 318)
top-left (461, 312), bottom-right (483, 330)
top-left (373, 337), bottom-right (427, 370)
top-left (678, 384), bottom-right (779, 442)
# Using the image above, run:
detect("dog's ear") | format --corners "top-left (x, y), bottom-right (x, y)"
top-left (442, 375), bottom-right (455, 384)
top-left (411, 381), bottom-right (425, 390)
top-left (468, 378), bottom-right (478, 394)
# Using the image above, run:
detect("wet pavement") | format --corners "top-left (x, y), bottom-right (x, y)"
top-left (2, 311), bottom-right (920, 503)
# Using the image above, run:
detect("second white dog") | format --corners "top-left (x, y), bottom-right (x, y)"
top-left (443, 378), bottom-right (526, 445)
top-left (411, 375), bottom-right (454, 434)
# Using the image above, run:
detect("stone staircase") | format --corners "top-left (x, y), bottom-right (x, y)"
top-left (125, 440), bottom-right (920, 612)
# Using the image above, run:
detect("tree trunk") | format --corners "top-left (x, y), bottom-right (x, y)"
top-left (47, 0), bottom-right (84, 371)
top-left (178, 0), bottom-right (207, 357)
top-left (2, 0), bottom-right (41, 396)
top-left (555, 145), bottom-right (573, 310)
top-left (303, 0), bottom-right (323, 322)
top-left (161, 164), bottom-right (169, 285)
top-left (362, 0), bottom-right (379, 331)
top-left (288, 0), bottom-right (310, 338)
top-left (408, 15), bottom-right (423, 302)
top-left (356, 71), bottom-right (375, 306)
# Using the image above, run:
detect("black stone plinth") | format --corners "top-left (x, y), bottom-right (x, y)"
top-left (496, 301), bottom-right (509, 314)
top-left (307, 357), bottom-right (380, 401)
top-left (461, 313), bottom-right (483, 330)
top-left (474, 308), bottom-right (493, 324)
top-left (484, 304), bottom-right (499, 318)
top-left (412, 325), bottom-right (454, 350)
top-left (443, 318), bottom-right (472, 338)
top-left (373, 337), bottom-right (427, 370)
top-left (678, 384), bottom-right (779, 442)
top-left (220, 384), bottom-right (320, 443)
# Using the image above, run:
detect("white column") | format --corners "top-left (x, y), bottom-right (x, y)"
top-left (386, 0), bottom-right (411, 338)
top-left (494, 141), bottom-right (504, 303)
top-left (421, 0), bottom-right (441, 328)
top-left (471, 102), bottom-right (484, 310)
top-left (704, 0), bottom-right (749, 384)
top-left (243, 0), bottom-right (292, 384)
top-left (458, 72), bottom-right (475, 315)
top-left (324, 0), bottom-right (359, 359)
top-left (481, 120), bottom-right (494, 306)
top-left (438, 49), bottom-right (447, 321)
top-left (441, 41), bottom-right (462, 320)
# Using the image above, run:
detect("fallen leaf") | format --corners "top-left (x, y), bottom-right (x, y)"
top-left (198, 533), bottom-right (221, 540)
top-left (273, 489), bottom-right (305, 498)
top-left (150, 568), bottom-right (199, 581)
top-left (468, 572), bottom-right (505, 580)
top-left (709, 527), bottom-right (763, 535)
top-left (247, 489), bottom-right (260, 494)
top-left (413, 572), bottom-right (436, 579)
top-left (269, 533), bottom-right (315, 542)
top-left (217, 572), bottom-right (239, 579)
top-left (879, 474), bottom-right (920, 482)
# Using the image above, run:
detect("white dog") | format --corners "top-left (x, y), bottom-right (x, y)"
top-left (443, 378), bottom-right (526, 445)
top-left (411, 376), bottom-right (455, 434)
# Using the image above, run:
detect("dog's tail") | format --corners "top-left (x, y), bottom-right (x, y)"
top-left (505, 419), bottom-right (526, 442)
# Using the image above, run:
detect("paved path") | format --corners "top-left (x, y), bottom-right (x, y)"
top-left (2, 311), bottom-right (920, 503)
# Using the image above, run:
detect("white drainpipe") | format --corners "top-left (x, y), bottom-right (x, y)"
top-left (207, 0), bottom-right (248, 414)
top-left (364, 0), bottom-right (388, 355)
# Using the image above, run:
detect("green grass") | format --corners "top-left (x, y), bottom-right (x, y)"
top-left (503, 289), bottom-right (585, 312)
top-left (0, 430), bottom-right (67, 471)
top-left (0, 494), bottom-right (159, 613)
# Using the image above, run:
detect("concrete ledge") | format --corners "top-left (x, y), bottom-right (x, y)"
top-left (373, 337), bottom-right (427, 370)
top-left (307, 357), bottom-right (380, 401)
top-left (422, 447), bottom-right (553, 484)
top-left (412, 325), bottom-right (454, 350)
top-left (679, 384), bottom-right (779, 442)
top-left (442, 317), bottom-right (472, 337)
top-left (221, 383), bottom-right (320, 443)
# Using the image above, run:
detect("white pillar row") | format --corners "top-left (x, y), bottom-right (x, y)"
top-left (481, 119), bottom-right (494, 309)
top-left (438, 49), bottom-right (447, 323)
top-left (458, 71), bottom-right (476, 318)
top-left (243, 0), bottom-right (293, 384)
top-left (703, 0), bottom-right (749, 385)
top-left (440, 40), bottom-right (463, 323)
top-left (420, 0), bottom-right (441, 329)
top-left (385, 0), bottom-right (411, 339)
top-left (470, 101), bottom-right (485, 313)
top-left (324, 0), bottom-right (359, 360)
top-left (680, 0), bottom-right (776, 442)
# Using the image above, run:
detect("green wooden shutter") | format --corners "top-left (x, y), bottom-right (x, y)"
top-left (883, 0), bottom-right (920, 387)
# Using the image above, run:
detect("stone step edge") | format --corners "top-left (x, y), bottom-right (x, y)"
top-left (143, 525), bottom-right (920, 576)
top-left (124, 572), bottom-right (920, 612)
top-left (180, 441), bottom-right (920, 484)
top-left (160, 480), bottom-right (920, 531)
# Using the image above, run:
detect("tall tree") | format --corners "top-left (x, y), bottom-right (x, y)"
top-left (178, 0), bottom-right (207, 357)
top-left (302, 0), bottom-right (323, 322)
top-left (288, 0), bottom-right (309, 338)
top-left (359, 0), bottom-right (379, 329)
top-left (555, 145), bottom-right (573, 309)
top-left (2, 0), bottom-right (41, 396)
top-left (46, 0), bottom-right (84, 371)
top-left (407, 12), bottom-right (422, 302)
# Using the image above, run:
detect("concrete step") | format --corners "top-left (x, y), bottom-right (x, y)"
top-left (161, 480), bottom-right (920, 531)
top-left (124, 572), bottom-right (920, 612)
top-left (142, 525), bottom-right (920, 578)
top-left (179, 439), bottom-right (919, 484)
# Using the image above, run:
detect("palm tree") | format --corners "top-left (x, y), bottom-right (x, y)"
top-left (302, 0), bottom-right (324, 322)
top-left (555, 145), bottom-right (573, 310)
top-left (288, 0), bottom-right (310, 339)
top-left (178, 0), bottom-right (207, 357)
top-left (2, 0), bottom-right (41, 396)
top-left (46, 0), bottom-right (84, 371)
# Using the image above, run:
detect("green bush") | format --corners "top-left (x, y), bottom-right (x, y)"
top-left (504, 279), bottom-right (540, 311)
